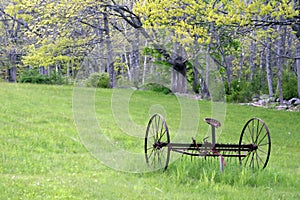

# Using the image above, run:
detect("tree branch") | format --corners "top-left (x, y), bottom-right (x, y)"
top-left (0, 8), bottom-right (42, 38)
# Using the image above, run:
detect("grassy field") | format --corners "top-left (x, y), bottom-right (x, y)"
top-left (0, 82), bottom-right (299, 199)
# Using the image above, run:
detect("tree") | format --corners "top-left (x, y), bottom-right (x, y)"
top-left (1, 0), bottom-right (300, 100)
top-left (265, 35), bottom-right (274, 97)
top-left (1, 0), bottom-right (109, 81)
top-left (276, 25), bottom-right (287, 104)
top-left (131, 0), bottom-right (299, 96)
top-left (292, 0), bottom-right (300, 98)
top-left (0, 2), bottom-right (25, 82)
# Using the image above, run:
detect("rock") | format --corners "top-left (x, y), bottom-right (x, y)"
top-left (258, 99), bottom-right (267, 106)
top-left (295, 105), bottom-right (300, 112)
top-left (252, 95), bottom-right (260, 102)
top-left (194, 95), bottom-right (201, 100)
top-left (275, 105), bottom-right (288, 110)
top-left (250, 102), bottom-right (260, 107)
top-left (252, 97), bottom-right (260, 102)
top-left (246, 95), bottom-right (299, 112)
top-left (269, 97), bottom-right (276, 102)
top-left (288, 98), bottom-right (300, 106)
top-left (260, 94), bottom-right (270, 100)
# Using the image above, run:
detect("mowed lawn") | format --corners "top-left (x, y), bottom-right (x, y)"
top-left (0, 82), bottom-right (299, 199)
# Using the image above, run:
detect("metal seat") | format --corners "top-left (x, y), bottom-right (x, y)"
top-left (204, 118), bottom-right (221, 128)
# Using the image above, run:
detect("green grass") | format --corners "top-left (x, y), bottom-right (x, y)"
top-left (0, 82), bottom-right (300, 199)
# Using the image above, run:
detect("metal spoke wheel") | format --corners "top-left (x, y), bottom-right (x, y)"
top-left (145, 114), bottom-right (170, 171)
top-left (239, 117), bottom-right (271, 169)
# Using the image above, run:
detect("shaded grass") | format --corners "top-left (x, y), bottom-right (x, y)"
top-left (0, 83), bottom-right (299, 199)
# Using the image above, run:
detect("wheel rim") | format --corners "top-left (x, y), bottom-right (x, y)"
top-left (145, 114), bottom-right (170, 171)
top-left (239, 117), bottom-right (271, 169)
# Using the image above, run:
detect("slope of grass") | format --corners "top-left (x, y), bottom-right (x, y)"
top-left (0, 83), bottom-right (299, 199)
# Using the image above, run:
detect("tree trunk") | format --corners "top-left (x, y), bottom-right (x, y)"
top-left (39, 66), bottom-right (46, 75)
top-left (238, 52), bottom-right (245, 80)
top-left (142, 40), bottom-right (148, 85)
top-left (104, 10), bottom-right (115, 88)
top-left (8, 67), bottom-right (17, 82)
top-left (205, 46), bottom-right (210, 98)
top-left (296, 42), bottom-right (300, 98)
top-left (249, 38), bottom-right (257, 81)
top-left (223, 55), bottom-right (233, 92)
top-left (130, 31), bottom-right (140, 87)
top-left (192, 66), bottom-right (199, 94)
top-left (171, 68), bottom-right (187, 93)
top-left (5, 69), bottom-right (9, 82)
top-left (123, 52), bottom-right (131, 81)
top-left (277, 25), bottom-right (286, 104)
top-left (266, 36), bottom-right (274, 97)
top-left (8, 49), bottom-right (17, 82)
top-left (67, 61), bottom-right (70, 78)
top-left (196, 65), bottom-right (209, 98)
top-left (171, 42), bottom-right (187, 93)
top-left (292, 2), bottom-right (300, 98)
top-left (259, 44), bottom-right (265, 87)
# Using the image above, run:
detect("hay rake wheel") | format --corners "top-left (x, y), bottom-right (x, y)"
top-left (145, 114), bottom-right (170, 171)
top-left (239, 117), bottom-right (271, 169)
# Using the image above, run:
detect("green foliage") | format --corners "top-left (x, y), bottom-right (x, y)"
top-left (227, 72), bottom-right (299, 102)
top-left (282, 72), bottom-right (298, 100)
top-left (48, 71), bottom-right (66, 85)
top-left (226, 79), bottom-right (252, 103)
top-left (226, 74), bottom-right (274, 103)
top-left (114, 56), bottom-right (128, 80)
top-left (142, 83), bottom-right (173, 94)
top-left (19, 68), bottom-right (65, 85)
top-left (143, 47), bottom-right (165, 60)
top-left (186, 62), bottom-right (195, 88)
top-left (85, 72), bottom-right (110, 88)
top-left (19, 68), bottom-right (45, 84)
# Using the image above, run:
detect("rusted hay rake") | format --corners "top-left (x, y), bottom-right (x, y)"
top-left (145, 114), bottom-right (271, 171)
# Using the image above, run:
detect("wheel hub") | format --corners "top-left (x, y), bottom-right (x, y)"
top-left (153, 142), bottom-right (164, 150)
top-left (251, 144), bottom-right (258, 151)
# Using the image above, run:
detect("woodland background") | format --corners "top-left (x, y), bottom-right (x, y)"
top-left (1, 0), bottom-right (300, 103)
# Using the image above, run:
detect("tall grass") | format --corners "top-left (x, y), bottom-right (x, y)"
top-left (0, 83), bottom-right (299, 199)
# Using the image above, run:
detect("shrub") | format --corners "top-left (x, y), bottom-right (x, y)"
top-left (226, 79), bottom-right (252, 103)
top-left (142, 83), bottom-right (172, 95)
top-left (19, 68), bottom-right (66, 85)
top-left (19, 68), bottom-right (48, 84)
top-left (282, 72), bottom-right (298, 100)
top-left (48, 71), bottom-right (65, 85)
top-left (85, 72), bottom-right (110, 88)
top-left (116, 78), bottom-right (135, 88)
